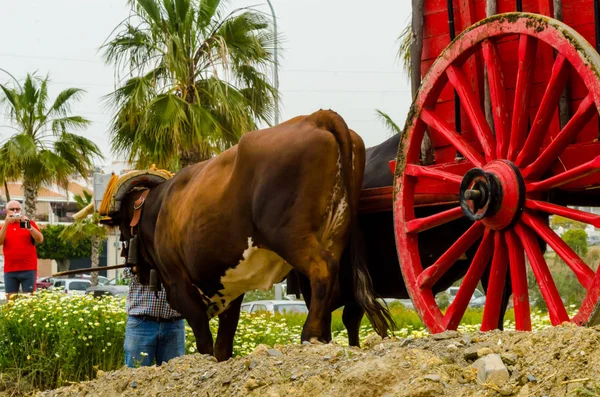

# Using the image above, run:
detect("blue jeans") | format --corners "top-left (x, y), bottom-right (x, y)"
top-left (124, 316), bottom-right (185, 367)
top-left (4, 270), bottom-right (36, 293)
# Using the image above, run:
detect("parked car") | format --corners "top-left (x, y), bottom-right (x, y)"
top-left (442, 287), bottom-right (486, 307)
top-left (86, 284), bottom-right (129, 298)
top-left (240, 300), bottom-right (309, 315)
top-left (37, 275), bottom-right (109, 290)
top-left (51, 278), bottom-right (92, 295)
top-left (36, 277), bottom-right (54, 290)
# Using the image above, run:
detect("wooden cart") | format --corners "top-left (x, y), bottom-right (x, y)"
top-left (362, 0), bottom-right (600, 333)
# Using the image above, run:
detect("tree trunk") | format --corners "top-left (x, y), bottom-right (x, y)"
top-left (56, 258), bottom-right (71, 273)
top-left (90, 235), bottom-right (100, 287)
top-left (22, 178), bottom-right (38, 221)
top-left (4, 181), bottom-right (10, 202)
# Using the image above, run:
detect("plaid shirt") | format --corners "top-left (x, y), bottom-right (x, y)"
top-left (124, 268), bottom-right (181, 319)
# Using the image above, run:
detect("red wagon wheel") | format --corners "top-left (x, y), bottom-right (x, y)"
top-left (394, 13), bottom-right (600, 333)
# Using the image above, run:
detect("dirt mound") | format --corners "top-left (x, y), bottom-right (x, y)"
top-left (37, 324), bottom-right (600, 397)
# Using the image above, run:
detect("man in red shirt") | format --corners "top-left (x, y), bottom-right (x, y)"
top-left (0, 201), bottom-right (44, 298)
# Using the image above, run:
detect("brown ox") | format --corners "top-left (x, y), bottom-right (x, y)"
top-left (100, 110), bottom-right (392, 361)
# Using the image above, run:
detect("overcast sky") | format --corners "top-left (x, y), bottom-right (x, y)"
top-left (1, 0), bottom-right (412, 170)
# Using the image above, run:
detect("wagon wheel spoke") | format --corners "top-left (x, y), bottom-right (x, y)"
top-left (527, 155), bottom-right (600, 192)
top-left (406, 206), bottom-right (465, 234)
top-left (507, 34), bottom-right (538, 162)
top-left (522, 93), bottom-right (596, 181)
top-left (516, 54), bottom-right (570, 168)
top-left (482, 39), bottom-right (509, 160)
top-left (505, 230), bottom-right (532, 331)
top-left (405, 164), bottom-right (464, 185)
top-left (520, 211), bottom-right (594, 289)
top-left (480, 231), bottom-right (509, 332)
top-left (417, 222), bottom-right (485, 289)
top-left (420, 109), bottom-right (486, 167)
top-left (514, 222), bottom-right (570, 325)
top-left (446, 65), bottom-right (496, 162)
top-left (444, 229), bottom-right (494, 330)
top-left (525, 199), bottom-right (600, 228)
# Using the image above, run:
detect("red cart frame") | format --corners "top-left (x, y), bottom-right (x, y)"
top-left (360, 0), bottom-right (600, 333)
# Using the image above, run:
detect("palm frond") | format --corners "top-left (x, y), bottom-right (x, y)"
top-left (48, 88), bottom-right (86, 117)
top-left (397, 19), bottom-right (412, 75)
top-left (375, 109), bottom-right (402, 137)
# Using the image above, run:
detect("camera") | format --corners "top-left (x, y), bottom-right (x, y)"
top-left (10, 213), bottom-right (29, 229)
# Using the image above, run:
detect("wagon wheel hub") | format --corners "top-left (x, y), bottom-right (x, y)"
top-left (459, 160), bottom-right (525, 230)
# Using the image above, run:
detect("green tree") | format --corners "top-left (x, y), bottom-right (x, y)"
top-left (36, 225), bottom-right (91, 272)
top-left (102, 0), bottom-right (278, 169)
top-left (562, 229), bottom-right (588, 257)
top-left (551, 215), bottom-right (587, 230)
top-left (60, 191), bottom-right (107, 286)
top-left (0, 73), bottom-right (103, 217)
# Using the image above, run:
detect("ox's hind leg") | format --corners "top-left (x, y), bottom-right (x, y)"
top-left (279, 237), bottom-right (339, 343)
top-left (342, 302), bottom-right (364, 347)
top-left (166, 281), bottom-right (214, 356)
top-left (215, 294), bottom-right (244, 362)
top-left (297, 273), bottom-right (333, 343)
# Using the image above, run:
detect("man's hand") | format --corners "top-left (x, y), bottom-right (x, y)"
top-left (4, 214), bottom-right (20, 226)
top-left (22, 216), bottom-right (32, 230)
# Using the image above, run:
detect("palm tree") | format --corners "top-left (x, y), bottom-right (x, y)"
top-left (60, 191), bottom-right (107, 287)
top-left (103, 0), bottom-right (278, 169)
top-left (0, 73), bottom-right (103, 217)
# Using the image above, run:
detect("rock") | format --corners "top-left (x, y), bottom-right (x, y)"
top-left (464, 346), bottom-right (481, 360)
top-left (423, 374), bottom-right (442, 382)
top-left (363, 334), bottom-right (383, 348)
top-left (130, 381), bottom-right (138, 389)
top-left (431, 330), bottom-right (460, 340)
top-left (461, 334), bottom-right (473, 346)
top-left (527, 374), bottom-right (537, 383)
top-left (249, 360), bottom-right (258, 370)
top-left (323, 355), bottom-right (331, 361)
top-left (477, 347), bottom-right (494, 357)
top-left (471, 354), bottom-right (510, 387)
top-left (500, 352), bottom-right (517, 366)
top-left (291, 373), bottom-right (302, 381)
top-left (447, 344), bottom-right (458, 351)
top-left (400, 338), bottom-right (412, 347)
top-left (267, 349), bottom-right (284, 357)
top-left (201, 370), bottom-right (216, 381)
top-left (517, 384), bottom-right (530, 396)
top-left (252, 344), bottom-right (270, 356)
top-left (245, 378), bottom-right (260, 390)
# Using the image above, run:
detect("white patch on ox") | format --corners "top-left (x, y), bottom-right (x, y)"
top-left (204, 238), bottom-right (292, 318)
top-left (320, 149), bottom-right (349, 251)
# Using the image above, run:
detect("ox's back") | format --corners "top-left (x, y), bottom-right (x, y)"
top-left (150, 111), bottom-right (372, 325)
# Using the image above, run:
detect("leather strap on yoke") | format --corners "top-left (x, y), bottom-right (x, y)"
top-left (130, 189), bottom-right (150, 233)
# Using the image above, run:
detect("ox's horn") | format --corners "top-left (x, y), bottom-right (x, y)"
top-left (73, 203), bottom-right (95, 221)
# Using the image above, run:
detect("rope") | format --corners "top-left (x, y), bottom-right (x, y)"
top-left (98, 165), bottom-right (174, 218)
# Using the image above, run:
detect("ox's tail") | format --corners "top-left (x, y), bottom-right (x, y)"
top-left (309, 109), bottom-right (396, 338)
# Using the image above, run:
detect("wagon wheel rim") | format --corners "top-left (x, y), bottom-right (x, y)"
top-left (394, 13), bottom-right (600, 333)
